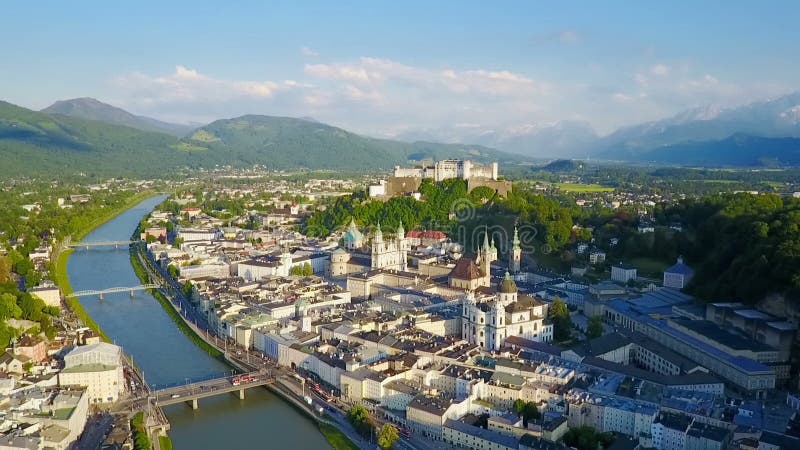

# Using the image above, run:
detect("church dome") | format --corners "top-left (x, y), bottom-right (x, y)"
top-left (343, 228), bottom-right (363, 243)
top-left (343, 218), bottom-right (363, 243)
top-left (499, 271), bottom-right (517, 293)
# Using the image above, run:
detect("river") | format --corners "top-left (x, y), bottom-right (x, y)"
top-left (66, 195), bottom-right (331, 450)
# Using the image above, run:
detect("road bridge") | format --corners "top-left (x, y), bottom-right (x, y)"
top-left (66, 284), bottom-right (159, 299)
top-left (150, 371), bottom-right (274, 409)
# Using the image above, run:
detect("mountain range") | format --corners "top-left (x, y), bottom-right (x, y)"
top-left (397, 92), bottom-right (800, 165)
top-left (3, 92), bottom-right (800, 177)
top-left (0, 98), bottom-right (520, 177)
top-left (42, 97), bottom-right (196, 137)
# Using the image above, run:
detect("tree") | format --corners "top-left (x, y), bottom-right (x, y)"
top-left (0, 293), bottom-right (22, 319)
top-left (302, 262), bottom-right (313, 276)
top-left (548, 297), bottom-right (572, 341)
top-left (167, 265), bottom-right (180, 279)
top-left (587, 315), bottom-right (604, 339)
top-left (522, 402), bottom-right (541, 426)
top-left (182, 281), bottom-right (194, 299)
top-left (377, 423), bottom-right (400, 449)
top-left (347, 405), bottom-right (374, 438)
top-left (562, 425), bottom-right (615, 450)
top-left (512, 400), bottom-right (541, 426)
top-left (512, 399), bottom-right (526, 416)
top-left (0, 255), bottom-right (11, 283)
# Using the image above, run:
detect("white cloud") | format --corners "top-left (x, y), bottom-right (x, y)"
top-left (108, 58), bottom-right (790, 140)
top-left (305, 57), bottom-right (546, 99)
top-left (650, 64), bottom-right (670, 76)
top-left (115, 65), bottom-right (296, 105)
top-left (301, 46), bottom-right (319, 57)
top-left (559, 30), bottom-right (580, 44)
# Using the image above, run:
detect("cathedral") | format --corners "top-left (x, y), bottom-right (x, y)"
top-left (461, 272), bottom-right (553, 351)
top-left (330, 219), bottom-right (409, 277)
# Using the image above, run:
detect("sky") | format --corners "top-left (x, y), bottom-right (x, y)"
top-left (1, 1), bottom-right (799, 138)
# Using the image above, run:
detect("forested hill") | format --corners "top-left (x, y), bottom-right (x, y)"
top-left (177, 115), bottom-right (520, 170)
top-left (0, 100), bottom-right (521, 177)
top-left (667, 193), bottom-right (800, 303)
top-left (0, 100), bottom-right (180, 176)
top-left (42, 97), bottom-right (195, 137)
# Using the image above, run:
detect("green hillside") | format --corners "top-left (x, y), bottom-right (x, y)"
top-left (0, 100), bottom-right (521, 177)
top-left (0, 101), bottom-right (180, 176)
top-left (42, 97), bottom-right (195, 136)
top-left (179, 115), bottom-right (518, 170)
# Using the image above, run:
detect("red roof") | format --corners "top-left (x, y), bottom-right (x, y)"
top-left (407, 230), bottom-right (447, 239)
top-left (450, 257), bottom-right (484, 280)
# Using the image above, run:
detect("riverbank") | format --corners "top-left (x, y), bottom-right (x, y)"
top-left (53, 190), bottom-right (158, 342)
top-left (129, 231), bottom-right (359, 450)
top-left (128, 247), bottom-right (224, 359)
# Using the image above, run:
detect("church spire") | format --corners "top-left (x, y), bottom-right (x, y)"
top-left (512, 226), bottom-right (520, 248)
top-left (483, 225), bottom-right (490, 251)
top-left (397, 220), bottom-right (404, 237)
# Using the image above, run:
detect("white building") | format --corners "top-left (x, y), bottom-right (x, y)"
top-left (663, 257), bottom-right (694, 289)
top-left (58, 343), bottom-right (124, 404)
top-left (393, 160), bottom-right (499, 182)
top-left (462, 272), bottom-right (553, 351)
top-left (611, 264), bottom-right (637, 284)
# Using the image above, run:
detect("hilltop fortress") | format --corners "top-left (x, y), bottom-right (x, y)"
top-left (369, 159), bottom-right (512, 198)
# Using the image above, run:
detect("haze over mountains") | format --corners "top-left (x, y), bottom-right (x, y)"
top-left (396, 92), bottom-right (800, 165)
top-left (2, 92), bottom-right (800, 177)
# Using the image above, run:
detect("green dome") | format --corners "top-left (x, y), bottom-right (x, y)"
top-left (499, 271), bottom-right (517, 293)
top-left (343, 228), bottom-right (363, 243)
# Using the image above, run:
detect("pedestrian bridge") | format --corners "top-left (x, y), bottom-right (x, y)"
top-left (151, 371), bottom-right (274, 409)
top-left (67, 240), bottom-right (137, 249)
top-left (66, 284), bottom-right (159, 299)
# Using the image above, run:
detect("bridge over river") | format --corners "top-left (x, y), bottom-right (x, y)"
top-left (66, 284), bottom-right (159, 299)
top-left (67, 240), bottom-right (138, 249)
top-left (149, 371), bottom-right (274, 409)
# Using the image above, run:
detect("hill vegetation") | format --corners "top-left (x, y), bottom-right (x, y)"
top-left (178, 115), bottom-right (519, 170)
top-left (0, 100), bottom-right (520, 177)
top-left (42, 97), bottom-right (195, 136)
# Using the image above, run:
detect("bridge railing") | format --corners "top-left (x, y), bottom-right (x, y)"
top-left (66, 284), bottom-right (159, 298)
top-left (149, 370), bottom-right (264, 392)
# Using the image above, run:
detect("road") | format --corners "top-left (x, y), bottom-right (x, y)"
top-left (75, 413), bottom-right (113, 450)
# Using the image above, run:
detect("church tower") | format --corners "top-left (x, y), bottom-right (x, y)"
top-left (371, 222), bottom-right (384, 270)
top-left (279, 246), bottom-right (293, 276)
top-left (397, 221), bottom-right (408, 271)
top-left (480, 238), bottom-right (491, 288)
top-left (510, 226), bottom-right (521, 273)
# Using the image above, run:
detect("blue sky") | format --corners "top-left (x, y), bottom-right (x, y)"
top-left (1, 1), bottom-right (798, 137)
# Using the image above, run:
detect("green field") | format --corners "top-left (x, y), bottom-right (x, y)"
top-left (629, 257), bottom-right (670, 277)
top-left (554, 182), bottom-right (615, 193)
top-left (318, 423), bottom-right (360, 450)
top-left (698, 179), bottom-right (738, 184)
